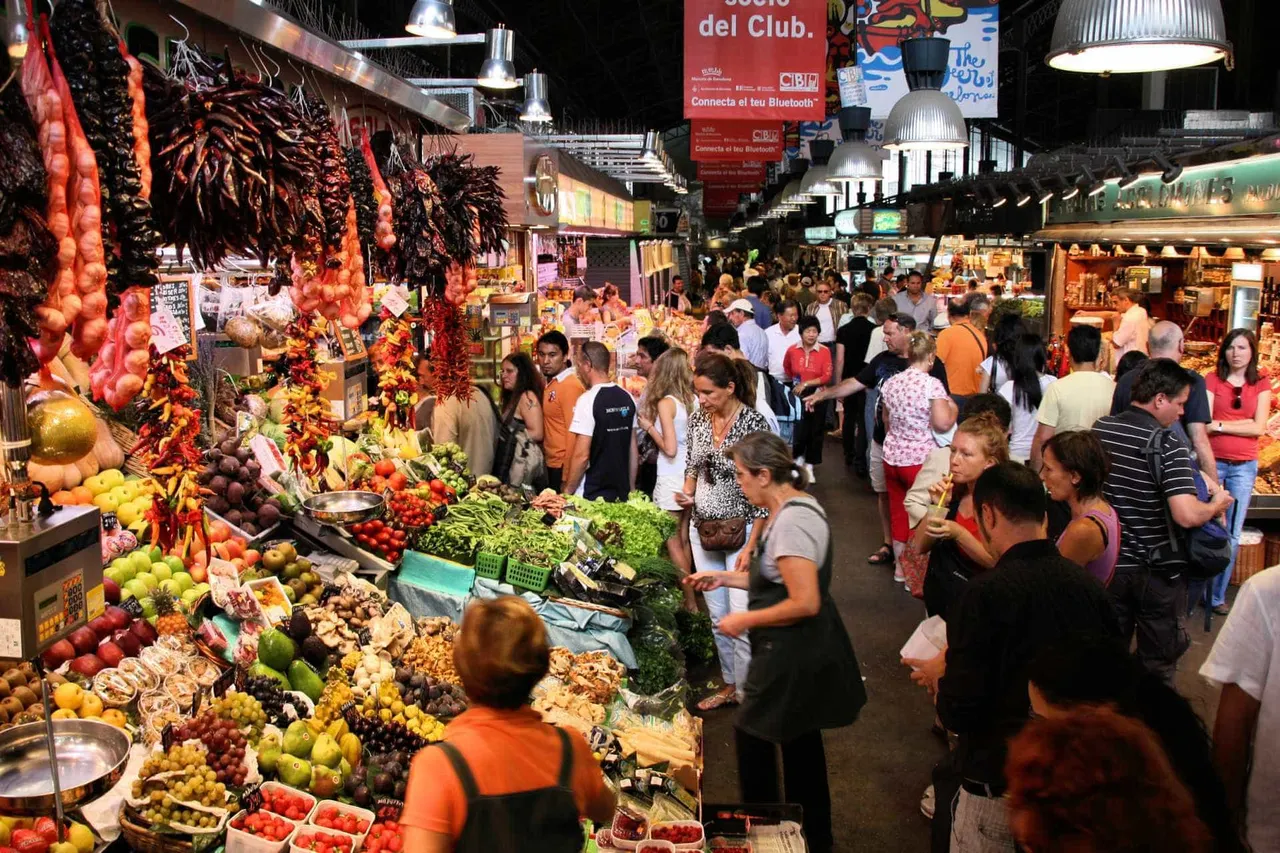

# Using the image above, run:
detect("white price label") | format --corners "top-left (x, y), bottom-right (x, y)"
top-left (382, 286), bottom-right (410, 317)
top-left (151, 305), bottom-right (187, 354)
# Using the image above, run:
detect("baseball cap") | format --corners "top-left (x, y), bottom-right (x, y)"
top-left (727, 298), bottom-right (755, 315)
top-left (801, 276), bottom-right (813, 286)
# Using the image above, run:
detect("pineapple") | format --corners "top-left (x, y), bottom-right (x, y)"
top-left (152, 589), bottom-right (190, 637)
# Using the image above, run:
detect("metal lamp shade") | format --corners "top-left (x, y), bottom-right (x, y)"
top-left (782, 179), bottom-right (812, 206)
top-left (519, 72), bottom-right (552, 122)
top-left (1047, 0), bottom-right (1230, 73)
top-left (5, 0), bottom-right (27, 58)
top-left (883, 89), bottom-right (967, 151)
top-left (405, 0), bottom-right (456, 39)
top-left (828, 140), bottom-right (885, 184)
top-left (478, 27), bottom-right (519, 89)
top-left (800, 165), bottom-right (842, 200)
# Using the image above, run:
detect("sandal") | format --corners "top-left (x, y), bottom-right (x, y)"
top-left (867, 543), bottom-right (894, 565)
top-left (696, 689), bottom-right (740, 711)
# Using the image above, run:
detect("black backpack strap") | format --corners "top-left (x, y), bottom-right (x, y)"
top-left (1084, 513), bottom-right (1109, 549)
top-left (1141, 426), bottom-right (1184, 559)
top-left (437, 741), bottom-right (481, 800)
top-left (554, 726), bottom-right (575, 789)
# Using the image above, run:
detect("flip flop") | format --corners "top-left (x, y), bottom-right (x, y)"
top-left (867, 543), bottom-right (894, 565)
top-left (696, 690), bottom-right (739, 711)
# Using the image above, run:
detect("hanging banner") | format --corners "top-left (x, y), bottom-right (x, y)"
top-left (703, 186), bottom-right (746, 215)
top-left (697, 161), bottom-right (768, 182)
top-left (826, 0), bottom-right (999, 118)
top-left (684, 0), bottom-right (827, 121)
top-left (691, 121), bottom-right (785, 161)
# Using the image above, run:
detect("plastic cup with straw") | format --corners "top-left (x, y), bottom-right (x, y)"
top-left (926, 473), bottom-right (953, 536)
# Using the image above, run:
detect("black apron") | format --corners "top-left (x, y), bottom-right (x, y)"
top-left (436, 726), bottom-right (583, 853)
top-left (736, 500), bottom-right (867, 744)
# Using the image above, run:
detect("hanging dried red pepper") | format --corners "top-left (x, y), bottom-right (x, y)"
top-left (281, 316), bottom-right (335, 479)
top-left (420, 297), bottom-right (470, 403)
top-left (369, 311), bottom-right (419, 430)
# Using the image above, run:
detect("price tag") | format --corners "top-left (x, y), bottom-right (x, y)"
top-left (151, 305), bottom-right (187, 354)
top-left (382, 286), bottom-right (410, 317)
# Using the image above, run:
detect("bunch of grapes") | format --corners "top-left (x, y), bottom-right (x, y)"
top-left (211, 691), bottom-right (268, 740)
top-left (174, 713), bottom-right (249, 786)
top-left (131, 743), bottom-right (229, 828)
top-left (244, 675), bottom-right (292, 728)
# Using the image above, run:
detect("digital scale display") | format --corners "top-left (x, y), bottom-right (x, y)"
top-left (35, 571), bottom-right (85, 644)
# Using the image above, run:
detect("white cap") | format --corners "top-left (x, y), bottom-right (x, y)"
top-left (727, 298), bottom-right (755, 315)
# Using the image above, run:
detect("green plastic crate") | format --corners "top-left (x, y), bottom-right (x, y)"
top-left (507, 560), bottom-right (552, 594)
top-left (474, 551), bottom-right (507, 581)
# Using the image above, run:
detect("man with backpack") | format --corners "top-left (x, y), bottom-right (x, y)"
top-left (1092, 359), bottom-right (1234, 681)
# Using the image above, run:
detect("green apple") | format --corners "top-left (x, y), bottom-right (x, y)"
top-left (173, 572), bottom-right (193, 593)
top-left (129, 551), bottom-right (152, 575)
top-left (163, 555), bottom-right (185, 574)
top-left (181, 588), bottom-right (201, 606)
top-left (150, 563), bottom-right (172, 582)
top-left (140, 597), bottom-right (157, 619)
top-left (159, 579), bottom-right (182, 598)
top-left (195, 583), bottom-right (211, 594)
top-left (124, 579), bottom-right (149, 600)
top-left (135, 572), bottom-right (157, 592)
top-left (118, 586), bottom-right (134, 602)
top-left (148, 546), bottom-right (163, 563)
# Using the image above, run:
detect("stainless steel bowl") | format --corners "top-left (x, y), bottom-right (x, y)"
top-left (0, 719), bottom-right (132, 814)
top-left (301, 490), bottom-right (386, 526)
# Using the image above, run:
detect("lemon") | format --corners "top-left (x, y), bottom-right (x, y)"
top-left (92, 493), bottom-right (120, 513)
top-left (52, 708), bottom-right (79, 720)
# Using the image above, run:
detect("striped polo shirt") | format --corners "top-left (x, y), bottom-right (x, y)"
top-left (1092, 407), bottom-right (1199, 573)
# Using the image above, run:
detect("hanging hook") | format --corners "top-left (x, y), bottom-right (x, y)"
top-left (240, 38), bottom-right (264, 82)
top-left (169, 14), bottom-right (190, 45)
top-left (260, 46), bottom-right (280, 88)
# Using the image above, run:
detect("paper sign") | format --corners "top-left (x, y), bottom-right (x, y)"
top-left (151, 305), bottom-right (187, 354)
top-left (837, 65), bottom-right (867, 107)
top-left (382, 286), bottom-right (410, 317)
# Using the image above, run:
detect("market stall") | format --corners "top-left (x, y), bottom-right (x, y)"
top-left (0, 3), bottom-right (713, 851)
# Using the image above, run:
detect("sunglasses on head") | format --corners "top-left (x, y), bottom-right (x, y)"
top-left (1233, 384), bottom-right (1243, 409)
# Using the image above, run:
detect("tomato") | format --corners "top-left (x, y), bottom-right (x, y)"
top-left (374, 460), bottom-right (397, 477)
top-left (392, 529), bottom-right (407, 542)
top-left (367, 519), bottom-right (383, 532)
top-left (388, 472), bottom-right (408, 491)
top-left (377, 530), bottom-right (392, 543)
top-left (429, 479), bottom-right (446, 492)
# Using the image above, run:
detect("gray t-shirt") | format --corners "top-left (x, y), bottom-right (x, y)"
top-left (761, 498), bottom-right (830, 583)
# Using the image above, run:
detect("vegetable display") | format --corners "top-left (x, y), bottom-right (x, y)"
top-left (369, 312), bottom-right (418, 430)
top-left (568, 493), bottom-right (677, 559)
top-left (480, 509), bottom-right (574, 569)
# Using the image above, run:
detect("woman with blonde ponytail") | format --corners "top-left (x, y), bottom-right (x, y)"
top-left (685, 432), bottom-right (864, 853)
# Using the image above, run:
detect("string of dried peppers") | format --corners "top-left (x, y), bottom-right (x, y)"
top-left (420, 297), bottom-right (470, 403)
top-left (369, 312), bottom-right (418, 430)
top-left (132, 345), bottom-right (206, 559)
top-left (279, 317), bottom-right (335, 480)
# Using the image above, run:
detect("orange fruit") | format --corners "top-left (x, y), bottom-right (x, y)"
top-left (51, 490), bottom-right (75, 505)
top-left (100, 709), bottom-right (127, 728)
top-left (69, 486), bottom-right (93, 504)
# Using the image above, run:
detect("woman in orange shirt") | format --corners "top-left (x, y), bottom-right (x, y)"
top-left (400, 597), bottom-right (616, 852)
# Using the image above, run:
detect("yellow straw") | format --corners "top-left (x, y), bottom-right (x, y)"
top-left (936, 473), bottom-right (953, 508)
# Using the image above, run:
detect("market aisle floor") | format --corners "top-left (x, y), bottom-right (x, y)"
top-left (695, 442), bottom-right (1232, 852)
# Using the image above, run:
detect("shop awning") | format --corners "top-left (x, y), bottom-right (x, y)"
top-left (1033, 215), bottom-right (1280, 248)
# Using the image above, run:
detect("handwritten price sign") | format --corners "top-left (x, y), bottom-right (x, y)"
top-left (382, 286), bottom-right (410, 317)
top-left (151, 305), bottom-right (187, 355)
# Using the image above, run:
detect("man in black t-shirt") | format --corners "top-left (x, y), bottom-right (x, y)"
top-left (1110, 320), bottom-right (1218, 484)
top-left (835, 293), bottom-right (877, 472)
top-left (563, 341), bottom-right (637, 501)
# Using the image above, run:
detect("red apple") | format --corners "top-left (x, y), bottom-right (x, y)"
top-left (129, 619), bottom-right (158, 647)
top-left (87, 615), bottom-right (113, 640)
top-left (69, 654), bottom-right (106, 678)
top-left (68, 626), bottom-right (98, 656)
top-left (111, 628), bottom-right (142, 657)
top-left (103, 605), bottom-right (130, 631)
top-left (96, 641), bottom-right (124, 668)
top-left (40, 639), bottom-right (75, 670)
top-left (103, 577), bottom-right (120, 604)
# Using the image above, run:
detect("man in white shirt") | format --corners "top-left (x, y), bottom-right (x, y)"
top-left (1200, 566), bottom-right (1280, 853)
top-left (765, 300), bottom-right (801, 381)
top-left (727, 298), bottom-right (769, 371)
top-left (1111, 287), bottom-right (1149, 357)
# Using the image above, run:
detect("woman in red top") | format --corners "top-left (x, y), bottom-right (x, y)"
top-left (1203, 329), bottom-right (1271, 614)
top-left (784, 315), bottom-right (833, 479)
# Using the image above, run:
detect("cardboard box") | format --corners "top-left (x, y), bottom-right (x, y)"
top-left (207, 333), bottom-right (264, 375)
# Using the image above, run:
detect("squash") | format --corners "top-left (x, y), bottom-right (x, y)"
top-left (91, 420), bottom-right (124, 470)
top-left (27, 390), bottom-right (96, 464)
top-left (25, 461), bottom-right (64, 492)
top-left (74, 453), bottom-right (98, 481)
top-left (61, 462), bottom-right (83, 490)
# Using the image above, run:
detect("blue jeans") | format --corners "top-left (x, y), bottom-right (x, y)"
top-left (1207, 459), bottom-right (1257, 607)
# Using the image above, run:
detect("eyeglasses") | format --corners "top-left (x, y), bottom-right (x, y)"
top-left (1232, 384), bottom-right (1243, 409)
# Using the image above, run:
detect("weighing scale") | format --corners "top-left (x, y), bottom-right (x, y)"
top-left (0, 505), bottom-right (102, 660)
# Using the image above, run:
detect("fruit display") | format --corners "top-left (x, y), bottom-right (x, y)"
top-left (102, 543), bottom-right (210, 613)
top-left (651, 822), bottom-right (704, 846)
top-left (229, 809), bottom-right (296, 843)
top-left (363, 820), bottom-right (406, 853)
top-left (127, 742), bottom-right (233, 832)
top-left (196, 433), bottom-right (287, 536)
top-left (311, 804), bottom-right (369, 837)
top-left (391, 666), bottom-right (468, 718)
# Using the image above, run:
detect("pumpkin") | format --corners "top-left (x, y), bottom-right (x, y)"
top-left (61, 462), bottom-right (83, 490)
top-left (26, 461), bottom-right (65, 492)
top-left (74, 453), bottom-right (98, 481)
top-left (92, 420), bottom-right (124, 470)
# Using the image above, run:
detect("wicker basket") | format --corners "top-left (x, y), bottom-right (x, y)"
top-left (1265, 533), bottom-right (1280, 569)
top-left (106, 420), bottom-right (150, 478)
top-left (1232, 528), bottom-right (1266, 586)
top-left (120, 807), bottom-right (196, 853)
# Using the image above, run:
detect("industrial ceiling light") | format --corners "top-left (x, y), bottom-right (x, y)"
top-left (1015, 185), bottom-right (1033, 207)
top-left (1030, 178), bottom-right (1054, 204)
top-left (1113, 155), bottom-right (1140, 189)
top-left (518, 71), bottom-right (552, 122)
top-left (828, 107), bottom-right (887, 184)
top-left (405, 0), bottom-right (456, 39)
top-left (1079, 165), bottom-right (1106, 197)
top-left (1060, 180), bottom-right (1081, 201)
top-left (1047, 0), bottom-right (1231, 74)
top-left (801, 141), bottom-right (843, 199)
top-left (477, 26), bottom-right (518, 90)
top-left (5, 0), bottom-right (28, 58)
top-left (991, 185), bottom-right (1008, 208)
top-left (884, 38), bottom-right (968, 151)
top-left (1152, 151), bottom-right (1183, 184)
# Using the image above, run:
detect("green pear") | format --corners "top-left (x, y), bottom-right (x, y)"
top-left (310, 733), bottom-right (342, 769)
top-left (277, 754), bottom-right (311, 789)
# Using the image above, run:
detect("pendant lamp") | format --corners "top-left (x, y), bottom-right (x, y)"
top-left (787, 162), bottom-right (817, 206)
top-left (405, 0), bottom-right (456, 39)
top-left (5, 0), bottom-right (28, 58)
top-left (800, 141), bottom-right (843, 200)
top-left (1047, 0), bottom-right (1231, 74)
top-left (884, 38), bottom-right (968, 151)
top-left (828, 107), bottom-right (887, 185)
top-left (478, 26), bottom-right (519, 90)
top-left (519, 72), bottom-right (552, 122)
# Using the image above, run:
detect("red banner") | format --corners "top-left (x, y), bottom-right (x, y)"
top-left (690, 121), bottom-right (784, 162)
top-left (702, 185), bottom-right (748, 215)
top-left (684, 0), bottom-right (827, 121)
top-left (697, 161), bottom-right (767, 182)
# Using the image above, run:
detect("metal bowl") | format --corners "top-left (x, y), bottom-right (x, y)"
top-left (301, 490), bottom-right (385, 526)
top-left (0, 719), bottom-right (132, 814)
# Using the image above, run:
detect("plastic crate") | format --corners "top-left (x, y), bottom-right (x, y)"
top-left (474, 551), bottom-right (507, 581)
top-left (507, 560), bottom-right (553, 593)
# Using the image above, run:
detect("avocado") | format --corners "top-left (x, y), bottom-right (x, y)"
top-left (256, 628), bottom-right (296, 670)
top-left (287, 659), bottom-right (324, 702)
top-left (288, 610), bottom-right (312, 642)
top-left (301, 635), bottom-right (330, 669)
top-left (247, 661), bottom-right (291, 690)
